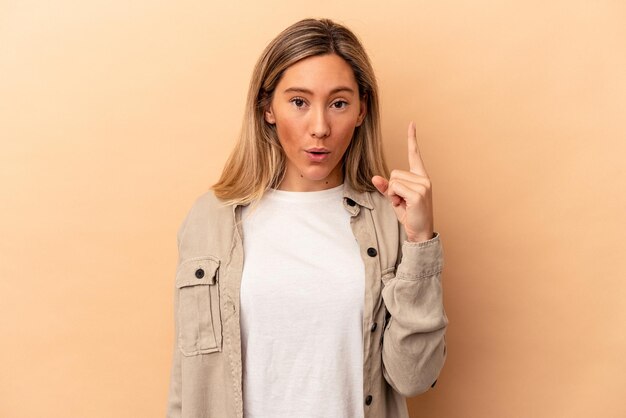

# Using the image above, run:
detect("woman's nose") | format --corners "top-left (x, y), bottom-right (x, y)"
top-left (310, 106), bottom-right (330, 139)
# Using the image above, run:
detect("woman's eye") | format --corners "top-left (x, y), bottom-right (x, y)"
top-left (332, 100), bottom-right (348, 109)
top-left (291, 98), bottom-right (306, 108)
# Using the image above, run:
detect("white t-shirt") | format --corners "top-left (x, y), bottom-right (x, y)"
top-left (240, 184), bottom-right (365, 418)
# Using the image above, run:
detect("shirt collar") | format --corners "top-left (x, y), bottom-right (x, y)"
top-left (342, 181), bottom-right (374, 210)
top-left (231, 181), bottom-right (375, 212)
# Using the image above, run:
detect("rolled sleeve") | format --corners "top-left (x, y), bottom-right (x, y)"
top-left (381, 232), bottom-right (448, 397)
top-left (396, 232), bottom-right (444, 280)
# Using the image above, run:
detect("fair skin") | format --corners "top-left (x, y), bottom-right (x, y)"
top-left (265, 53), bottom-right (366, 192)
top-left (265, 53), bottom-right (434, 243)
top-left (372, 121), bottom-right (435, 243)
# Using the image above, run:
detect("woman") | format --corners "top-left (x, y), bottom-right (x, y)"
top-left (167, 18), bottom-right (448, 418)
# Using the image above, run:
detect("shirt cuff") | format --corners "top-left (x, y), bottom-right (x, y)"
top-left (396, 232), bottom-right (443, 280)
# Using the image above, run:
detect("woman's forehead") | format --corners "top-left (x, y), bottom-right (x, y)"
top-left (276, 54), bottom-right (358, 95)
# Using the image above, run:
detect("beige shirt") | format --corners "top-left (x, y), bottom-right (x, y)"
top-left (167, 182), bottom-right (448, 418)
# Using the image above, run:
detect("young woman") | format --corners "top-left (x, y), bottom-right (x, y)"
top-left (167, 18), bottom-right (448, 418)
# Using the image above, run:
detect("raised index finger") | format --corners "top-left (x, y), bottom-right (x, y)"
top-left (408, 121), bottom-right (428, 176)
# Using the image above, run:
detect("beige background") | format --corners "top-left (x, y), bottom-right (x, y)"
top-left (1, 1), bottom-right (625, 417)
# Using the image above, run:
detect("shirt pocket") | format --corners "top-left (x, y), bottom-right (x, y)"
top-left (175, 256), bottom-right (222, 356)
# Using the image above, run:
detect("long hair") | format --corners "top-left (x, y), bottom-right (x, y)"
top-left (212, 18), bottom-right (389, 205)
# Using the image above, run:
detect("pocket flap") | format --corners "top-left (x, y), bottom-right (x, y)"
top-left (176, 256), bottom-right (220, 288)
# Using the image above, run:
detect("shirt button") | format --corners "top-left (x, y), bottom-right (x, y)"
top-left (370, 322), bottom-right (377, 332)
top-left (195, 268), bottom-right (205, 279)
top-left (367, 247), bottom-right (377, 257)
top-left (346, 198), bottom-right (356, 207)
top-left (365, 395), bottom-right (373, 405)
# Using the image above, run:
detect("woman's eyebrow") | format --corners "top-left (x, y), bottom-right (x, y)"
top-left (283, 86), bottom-right (355, 95)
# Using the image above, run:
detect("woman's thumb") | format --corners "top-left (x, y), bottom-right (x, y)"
top-left (371, 175), bottom-right (389, 195)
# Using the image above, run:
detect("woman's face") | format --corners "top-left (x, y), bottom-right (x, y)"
top-left (265, 53), bottom-right (366, 191)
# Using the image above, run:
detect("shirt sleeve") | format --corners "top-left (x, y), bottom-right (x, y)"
top-left (381, 230), bottom-right (448, 397)
top-left (166, 210), bottom-right (192, 417)
top-left (166, 336), bottom-right (182, 417)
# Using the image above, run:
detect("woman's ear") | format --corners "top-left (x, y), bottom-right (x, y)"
top-left (356, 93), bottom-right (368, 127)
top-left (265, 106), bottom-right (276, 124)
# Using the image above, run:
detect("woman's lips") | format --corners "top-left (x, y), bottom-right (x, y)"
top-left (305, 150), bottom-right (330, 162)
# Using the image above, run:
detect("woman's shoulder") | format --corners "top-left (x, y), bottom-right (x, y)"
top-left (176, 189), bottom-right (236, 252)
top-left (188, 189), bottom-right (231, 214)
top-left (183, 189), bottom-right (235, 227)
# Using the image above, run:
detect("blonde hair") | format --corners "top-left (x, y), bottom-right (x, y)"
top-left (212, 18), bottom-right (389, 205)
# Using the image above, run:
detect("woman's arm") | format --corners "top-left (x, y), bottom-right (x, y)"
top-left (166, 211), bottom-right (192, 417)
top-left (381, 230), bottom-right (448, 397)
top-left (373, 121), bottom-right (448, 396)
top-left (166, 338), bottom-right (183, 417)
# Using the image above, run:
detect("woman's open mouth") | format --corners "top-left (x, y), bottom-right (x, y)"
top-left (305, 148), bottom-right (330, 162)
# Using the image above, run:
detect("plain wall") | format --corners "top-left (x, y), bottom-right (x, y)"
top-left (1, 1), bottom-right (625, 417)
